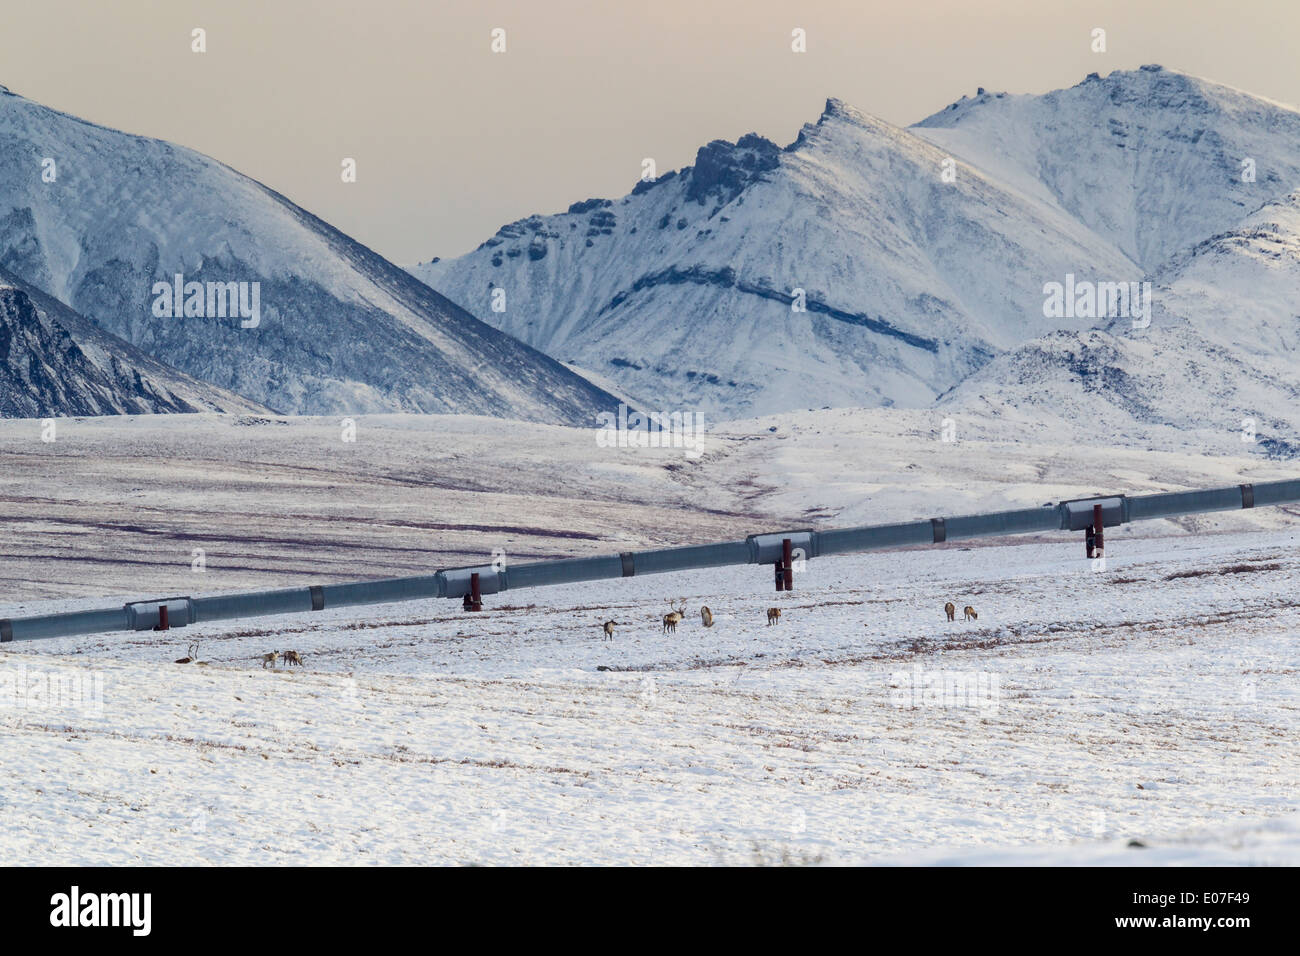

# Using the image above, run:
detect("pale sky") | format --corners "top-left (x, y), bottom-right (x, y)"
top-left (2, 0), bottom-right (1296, 263)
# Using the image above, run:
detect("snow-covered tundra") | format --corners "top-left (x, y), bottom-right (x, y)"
top-left (0, 415), bottom-right (1295, 865)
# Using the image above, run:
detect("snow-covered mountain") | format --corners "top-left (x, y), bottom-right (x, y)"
top-left (912, 65), bottom-right (1300, 271)
top-left (414, 99), bottom-right (1135, 419)
top-left (0, 84), bottom-right (617, 422)
top-left (0, 270), bottom-right (265, 417)
top-left (416, 67), bottom-right (1300, 425)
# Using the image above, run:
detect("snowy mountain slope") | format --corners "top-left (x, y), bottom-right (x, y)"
top-left (0, 84), bottom-right (617, 422)
top-left (1149, 190), bottom-right (1300, 353)
top-left (0, 271), bottom-right (266, 417)
top-left (939, 325), bottom-right (1300, 454)
top-left (414, 99), bottom-right (1136, 419)
top-left (912, 65), bottom-right (1300, 271)
top-left (941, 191), bottom-right (1300, 454)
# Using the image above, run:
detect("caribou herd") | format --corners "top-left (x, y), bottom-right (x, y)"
top-left (598, 599), bottom-right (980, 639)
top-left (205, 598), bottom-right (983, 666)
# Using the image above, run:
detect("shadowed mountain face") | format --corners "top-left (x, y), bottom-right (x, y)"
top-left (0, 85), bottom-right (619, 423)
top-left (0, 269), bottom-right (266, 417)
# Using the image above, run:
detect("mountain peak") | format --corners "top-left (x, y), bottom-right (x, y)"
top-left (1076, 64), bottom-right (1300, 116)
top-left (821, 96), bottom-right (851, 119)
top-left (813, 96), bottom-right (888, 129)
top-left (918, 65), bottom-right (1300, 132)
top-left (791, 97), bottom-right (903, 152)
top-left (684, 132), bottom-right (780, 204)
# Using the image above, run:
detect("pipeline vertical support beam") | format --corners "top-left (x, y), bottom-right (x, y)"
top-left (153, 604), bottom-right (169, 631)
top-left (1093, 503), bottom-right (1105, 559)
top-left (782, 537), bottom-right (794, 592)
top-left (468, 572), bottom-right (483, 611)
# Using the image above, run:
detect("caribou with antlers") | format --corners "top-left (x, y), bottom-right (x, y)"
top-left (662, 599), bottom-right (687, 635)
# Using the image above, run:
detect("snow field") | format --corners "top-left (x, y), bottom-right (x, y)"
top-left (2, 528), bottom-right (1295, 864)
